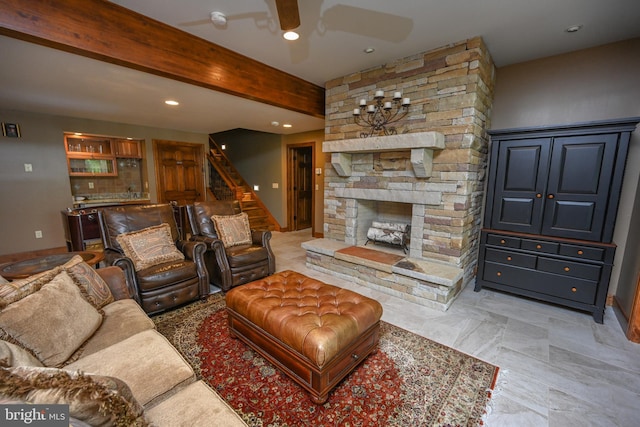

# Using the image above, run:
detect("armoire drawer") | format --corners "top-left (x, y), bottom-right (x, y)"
top-left (486, 234), bottom-right (520, 248)
top-left (483, 262), bottom-right (597, 305)
top-left (558, 243), bottom-right (605, 261)
top-left (485, 248), bottom-right (536, 269)
top-left (521, 238), bottom-right (558, 254)
top-left (537, 257), bottom-right (601, 281)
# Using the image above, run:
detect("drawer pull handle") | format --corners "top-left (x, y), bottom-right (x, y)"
top-left (497, 272), bottom-right (502, 277)
top-left (548, 194), bottom-right (555, 199)
top-left (536, 244), bottom-right (542, 249)
top-left (571, 287), bottom-right (577, 292)
top-left (564, 267), bottom-right (570, 272)
top-left (536, 193), bottom-right (542, 198)
top-left (577, 250), bottom-right (584, 255)
top-left (351, 354), bottom-right (359, 360)
top-left (506, 256), bottom-right (512, 261)
top-left (500, 239), bottom-right (506, 244)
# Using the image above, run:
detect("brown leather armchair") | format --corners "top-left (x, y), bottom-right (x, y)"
top-left (98, 203), bottom-right (209, 314)
top-left (186, 200), bottom-right (275, 292)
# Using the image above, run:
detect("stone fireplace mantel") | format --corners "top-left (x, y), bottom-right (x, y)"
top-left (323, 131), bottom-right (445, 178)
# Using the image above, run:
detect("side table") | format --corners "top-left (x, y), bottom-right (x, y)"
top-left (0, 251), bottom-right (104, 281)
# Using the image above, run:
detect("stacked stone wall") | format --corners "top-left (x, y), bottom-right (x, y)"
top-left (324, 37), bottom-right (495, 284)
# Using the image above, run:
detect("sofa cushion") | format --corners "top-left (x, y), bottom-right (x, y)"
top-left (63, 255), bottom-right (114, 309)
top-left (211, 212), bottom-right (252, 248)
top-left (0, 266), bottom-right (62, 309)
top-left (0, 340), bottom-right (43, 368)
top-left (71, 299), bottom-right (156, 359)
top-left (65, 329), bottom-right (195, 407)
top-left (145, 380), bottom-right (247, 427)
top-left (135, 260), bottom-right (198, 291)
top-left (116, 223), bottom-right (185, 271)
top-left (0, 366), bottom-right (148, 426)
top-left (226, 244), bottom-right (270, 267)
top-left (0, 270), bottom-right (102, 367)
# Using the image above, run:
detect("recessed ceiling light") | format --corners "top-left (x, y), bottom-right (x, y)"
top-left (565, 24), bottom-right (583, 33)
top-left (283, 124), bottom-right (292, 128)
top-left (283, 31), bottom-right (299, 41)
top-left (165, 100), bottom-right (179, 106)
top-left (364, 47), bottom-right (375, 54)
top-left (271, 121), bottom-right (280, 127)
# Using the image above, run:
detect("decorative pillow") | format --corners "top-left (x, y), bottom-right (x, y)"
top-left (0, 266), bottom-right (63, 309)
top-left (116, 223), bottom-right (185, 271)
top-left (63, 255), bottom-right (114, 309)
top-left (211, 212), bottom-right (252, 248)
top-left (0, 366), bottom-right (149, 427)
top-left (0, 270), bottom-right (102, 367)
top-left (0, 340), bottom-right (44, 368)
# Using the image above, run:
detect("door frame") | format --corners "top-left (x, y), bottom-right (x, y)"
top-left (152, 139), bottom-right (206, 204)
top-left (286, 142), bottom-right (315, 234)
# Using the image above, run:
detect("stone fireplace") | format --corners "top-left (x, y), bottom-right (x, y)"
top-left (304, 37), bottom-right (495, 310)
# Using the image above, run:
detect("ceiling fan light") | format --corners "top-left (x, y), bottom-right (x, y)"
top-left (283, 31), bottom-right (299, 41)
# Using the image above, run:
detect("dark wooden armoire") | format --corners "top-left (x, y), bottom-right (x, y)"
top-left (475, 117), bottom-right (640, 323)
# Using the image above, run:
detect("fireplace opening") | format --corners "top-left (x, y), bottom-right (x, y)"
top-left (353, 200), bottom-right (414, 255)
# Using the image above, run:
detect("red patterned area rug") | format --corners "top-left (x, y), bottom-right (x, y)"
top-left (153, 294), bottom-right (499, 427)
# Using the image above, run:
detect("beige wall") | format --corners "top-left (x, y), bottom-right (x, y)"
top-left (0, 108), bottom-right (207, 255)
top-left (491, 38), bottom-right (640, 304)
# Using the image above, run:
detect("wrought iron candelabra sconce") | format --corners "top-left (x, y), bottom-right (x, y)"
top-left (353, 90), bottom-right (410, 138)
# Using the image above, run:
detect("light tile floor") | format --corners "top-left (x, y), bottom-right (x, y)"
top-left (267, 229), bottom-right (640, 427)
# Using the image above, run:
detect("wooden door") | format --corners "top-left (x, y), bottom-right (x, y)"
top-left (287, 144), bottom-right (314, 231)
top-left (153, 140), bottom-right (205, 205)
top-left (490, 138), bottom-right (550, 234)
top-left (542, 133), bottom-right (618, 241)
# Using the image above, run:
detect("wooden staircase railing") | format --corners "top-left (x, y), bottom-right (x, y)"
top-left (207, 137), bottom-right (280, 232)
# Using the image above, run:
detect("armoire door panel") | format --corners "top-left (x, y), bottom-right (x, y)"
top-left (491, 138), bottom-right (550, 233)
top-left (542, 133), bottom-right (618, 240)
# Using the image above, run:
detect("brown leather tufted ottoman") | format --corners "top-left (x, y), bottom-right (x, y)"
top-left (225, 270), bottom-right (383, 404)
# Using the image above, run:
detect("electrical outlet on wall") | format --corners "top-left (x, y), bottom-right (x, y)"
top-left (88, 182), bottom-right (94, 189)
top-left (35, 230), bottom-right (43, 239)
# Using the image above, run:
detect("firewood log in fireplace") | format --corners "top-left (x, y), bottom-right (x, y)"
top-left (365, 221), bottom-right (410, 253)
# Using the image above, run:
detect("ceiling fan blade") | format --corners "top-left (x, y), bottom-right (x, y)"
top-left (275, 0), bottom-right (300, 31)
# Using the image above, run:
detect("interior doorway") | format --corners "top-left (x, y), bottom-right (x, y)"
top-left (287, 143), bottom-right (314, 232)
top-left (153, 139), bottom-right (205, 205)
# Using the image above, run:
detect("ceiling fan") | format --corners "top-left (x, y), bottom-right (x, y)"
top-left (274, 0), bottom-right (300, 31)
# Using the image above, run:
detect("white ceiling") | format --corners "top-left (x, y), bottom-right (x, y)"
top-left (1, 0), bottom-right (639, 135)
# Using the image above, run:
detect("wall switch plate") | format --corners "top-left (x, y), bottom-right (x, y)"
top-left (35, 230), bottom-right (43, 238)
top-left (272, 182), bottom-right (279, 189)
top-left (88, 182), bottom-right (94, 189)
top-left (253, 185), bottom-right (259, 191)
top-left (24, 163), bottom-right (32, 172)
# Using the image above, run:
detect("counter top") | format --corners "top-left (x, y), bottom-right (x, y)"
top-left (72, 199), bottom-right (151, 209)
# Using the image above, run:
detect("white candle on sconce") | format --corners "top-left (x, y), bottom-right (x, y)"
top-left (374, 90), bottom-right (384, 98)
top-left (383, 101), bottom-right (392, 110)
top-left (393, 92), bottom-right (402, 99)
top-left (367, 105), bottom-right (375, 113)
top-left (359, 99), bottom-right (367, 106)
top-left (402, 98), bottom-right (411, 106)
top-left (353, 108), bottom-right (360, 116)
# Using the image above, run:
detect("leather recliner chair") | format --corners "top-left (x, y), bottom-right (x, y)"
top-left (186, 200), bottom-right (275, 292)
top-left (98, 203), bottom-right (209, 314)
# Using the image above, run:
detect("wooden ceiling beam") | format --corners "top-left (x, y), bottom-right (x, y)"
top-left (0, 0), bottom-right (325, 118)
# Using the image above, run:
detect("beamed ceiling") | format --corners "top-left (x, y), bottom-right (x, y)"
top-left (0, 0), bottom-right (639, 134)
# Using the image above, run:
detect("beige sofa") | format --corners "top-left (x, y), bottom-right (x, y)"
top-left (0, 256), bottom-right (246, 427)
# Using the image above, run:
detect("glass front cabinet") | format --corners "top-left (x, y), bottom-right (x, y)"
top-left (65, 135), bottom-right (117, 176)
